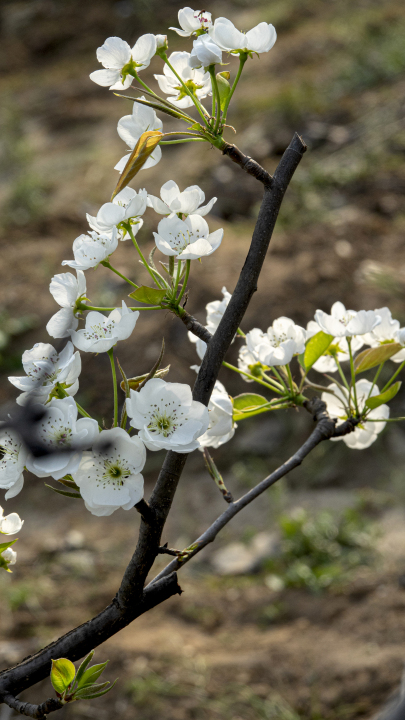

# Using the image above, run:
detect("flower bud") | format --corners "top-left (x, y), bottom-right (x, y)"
top-left (189, 35), bottom-right (222, 69)
top-left (155, 34), bottom-right (168, 51)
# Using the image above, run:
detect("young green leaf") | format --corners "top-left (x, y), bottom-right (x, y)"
top-left (354, 344), bottom-right (403, 373)
top-left (128, 286), bottom-right (167, 305)
top-left (73, 650), bottom-right (95, 689)
top-left (365, 381), bottom-right (402, 410)
top-left (51, 658), bottom-right (76, 694)
top-left (45, 484), bottom-right (82, 499)
top-left (77, 662), bottom-right (108, 689)
top-left (0, 539), bottom-right (17, 552)
top-left (304, 332), bottom-right (334, 370)
top-left (232, 393), bottom-right (268, 412)
top-left (74, 679), bottom-right (117, 699)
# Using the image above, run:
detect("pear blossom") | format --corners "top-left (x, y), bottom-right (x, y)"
top-left (188, 331), bottom-right (207, 362)
top-left (0, 507), bottom-right (23, 535)
top-left (0, 427), bottom-right (27, 499)
top-left (206, 287), bottom-right (232, 333)
top-left (62, 229), bottom-right (118, 271)
top-left (237, 345), bottom-right (265, 382)
top-left (209, 18), bottom-right (277, 55)
top-left (362, 307), bottom-right (405, 363)
top-left (169, 8), bottom-right (212, 37)
top-left (155, 35), bottom-right (168, 50)
top-left (1, 547), bottom-right (17, 567)
top-left (153, 214), bottom-right (223, 260)
top-left (198, 381), bottom-right (236, 449)
top-left (71, 302), bottom-right (139, 353)
top-left (46, 271), bottom-right (87, 340)
top-left (154, 51), bottom-right (212, 108)
top-left (147, 180), bottom-right (216, 217)
top-left (314, 302), bottom-right (381, 338)
top-left (26, 398), bottom-right (99, 481)
top-left (306, 320), bottom-right (363, 374)
top-left (322, 379), bottom-right (389, 450)
top-left (115, 99), bottom-right (163, 174)
top-left (126, 378), bottom-right (209, 452)
top-left (246, 318), bottom-right (306, 367)
top-left (189, 35), bottom-right (223, 69)
top-left (90, 35), bottom-right (157, 90)
top-left (86, 188), bottom-right (148, 241)
top-left (9, 342), bottom-right (81, 406)
top-left (73, 428), bottom-right (146, 516)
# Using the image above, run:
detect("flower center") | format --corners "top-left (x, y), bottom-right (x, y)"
top-left (100, 459), bottom-right (130, 487)
top-left (84, 321), bottom-right (115, 341)
top-left (148, 411), bottom-right (176, 437)
top-left (174, 79), bottom-right (204, 101)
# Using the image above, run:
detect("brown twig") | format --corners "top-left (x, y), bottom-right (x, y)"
top-left (178, 310), bottom-right (212, 344)
top-left (1, 695), bottom-right (62, 719)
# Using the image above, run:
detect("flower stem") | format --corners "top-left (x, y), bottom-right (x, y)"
top-left (381, 359), bottom-right (405, 393)
top-left (236, 328), bottom-right (245, 338)
top-left (268, 366), bottom-right (288, 391)
top-left (161, 53), bottom-right (210, 127)
top-left (108, 349), bottom-right (118, 428)
top-left (347, 338), bottom-right (359, 415)
top-left (102, 261), bottom-right (138, 289)
top-left (132, 70), bottom-right (157, 97)
top-left (160, 138), bottom-right (207, 145)
top-left (78, 304), bottom-right (162, 312)
top-left (368, 363), bottom-right (384, 399)
top-left (127, 225), bottom-right (165, 288)
top-left (335, 356), bottom-right (351, 393)
top-left (208, 65), bottom-right (222, 133)
top-left (222, 54), bottom-right (247, 124)
top-left (222, 361), bottom-right (284, 394)
top-left (176, 260), bottom-right (190, 305)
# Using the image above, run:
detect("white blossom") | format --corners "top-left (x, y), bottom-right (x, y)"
top-left (46, 271), bottom-right (87, 340)
top-left (322, 379), bottom-right (389, 450)
top-left (188, 331), bottom-right (207, 362)
top-left (147, 180), bottom-right (216, 217)
top-left (0, 428), bottom-right (28, 499)
top-left (153, 214), bottom-right (223, 260)
top-left (1, 547), bottom-right (17, 567)
top-left (189, 35), bottom-right (222, 69)
top-left (246, 318), bottom-right (306, 367)
top-left (71, 302), bottom-right (139, 354)
top-left (62, 229), bottom-right (118, 271)
top-left (73, 428), bottom-right (146, 516)
top-left (362, 307), bottom-right (405, 363)
top-left (169, 8), bottom-right (212, 37)
top-left (237, 345), bottom-right (263, 382)
top-left (198, 381), bottom-right (235, 449)
top-left (155, 35), bottom-right (168, 50)
top-left (9, 342), bottom-right (81, 406)
top-left (306, 320), bottom-right (363, 374)
top-left (115, 99), bottom-right (163, 174)
top-left (86, 188), bottom-right (148, 240)
top-left (154, 51), bottom-right (212, 107)
top-left (26, 398), bottom-right (99, 481)
top-left (0, 507), bottom-right (23, 535)
top-left (209, 18), bottom-right (277, 54)
top-left (206, 286), bottom-right (232, 333)
top-left (126, 378), bottom-right (209, 452)
top-left (314, 302), bottom-right (381, 338)
top-left (90, 35), bottom-right (157, 90)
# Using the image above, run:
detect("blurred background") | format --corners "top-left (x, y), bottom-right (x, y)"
top-left (1, 0), bottom-right (405, 718)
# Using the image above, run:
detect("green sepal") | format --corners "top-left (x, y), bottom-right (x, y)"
top-left (128, 286), bottom-right (167, 305)
top-left (45, 484), bottom-right (82, 499)
top-left (365, 381), bottom-right (402, 410)
top-left (51, 658), bottom-right (76, 694)
top-left (354, 343), bottom-right (403, 373)
top-left (304, 332), bottom-right (334, 370)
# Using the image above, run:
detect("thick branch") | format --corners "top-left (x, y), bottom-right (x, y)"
top-left (178, 311), bottom-right (213, 344)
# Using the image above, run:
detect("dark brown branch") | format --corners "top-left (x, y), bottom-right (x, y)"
top-left (178, 310), bottom-right (212, 344)
top-left (158, 544), bottom-right (181, 557)
top-left (2, 695), bottom-right (62, 719)
top-left (222, 143), bottom-right (274, 186)
top-left (134, 498), bottom-right (157, 525)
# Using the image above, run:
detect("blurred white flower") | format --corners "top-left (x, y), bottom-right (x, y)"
top-left (198, 381), bottom-right (235, 449)
top-left (71, 302), bottom-right (139, 353)
top-left (46, 271), bottom-right (87, 339)
top-left (189, 35), bottom-right (222, 69)
top-left (0, 427), bottom-right (27, 499)
top-left (322, 379), bottom-right (389, 449)
top-left (126, 378), bottom-right (209, 452)
top-left (169, 8), bottom-right (212, 37)
top-left (62, 229), bottom-right (118, 271)
top-left (315, 302), bottom-right (381, 338)
top-left (154, 51), bottom-right (211, 107)
top-left (90, 35), bottom-right (157, 90)
top-left (0, 506), bottom-right (23, 534)
top-left (26, 397), bottom-right (98, 481)
top-left (209, 18), bottom-right (277, 54)
top-left (9, 342), bottom-right (81, 406)
top-left (153, 214), bottom-right (223, 260)
top-left (115, 99), bottom-right (163, 173)
top-left (306, 320), bottom-right (363, 374)
top-left (73, 428), bottom-right (146, 516)
top-left (361, 307), bottom-right (405, 363)
top-left (246, 317), bottom-right (306, 366)
top-left (87, 188), bottom-right (148, 240)
top-left (237, 345), bottom-right (263, 382)
top-left (147, 180), bottom-right (216, 217)
top-left (1, 546), bottom-right (17, 567)
top-left (206, 287), bottom-right (232, 333)
top-left (188, 331), bottom-right (207, 362)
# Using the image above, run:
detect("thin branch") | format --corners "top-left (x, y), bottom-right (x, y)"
top-left (177, 310), bottom-right (213, 344)
top-left (1, 695), bottom-right (62, 719)
top-left (221, 142), bottom-right (275, 186)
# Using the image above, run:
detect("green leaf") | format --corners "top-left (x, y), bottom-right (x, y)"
top-left (128, 286), bottom-right (167, 305)
top-left (77, 662), bottom-right (108, 689)
top-left (121, 365), bottom-right (170, 393)
top-left (354, 343), bottom-right (403, 373)
top-left (304, 332), bottom-right (334, 370)
top-left (74, 651), bottom-right (95, 689)
top-left (51, 658), bottom-right (76, 694)
top-left (45, 484), bottom-right (82, 499)
top-left (0, 539), bottom-right (17, 552)
top-left (57, 477), bottom-right (80, 491)
top-left (74, 679), bottom-right (117, 699)
top-left (233, 393), bottom-right (268, 412)
top-left (111, 130), bottom-right (163, 199)
top-left (216, 71), bottom-right (231, 110)
top-left (365, 381), bottom-right (402, 410)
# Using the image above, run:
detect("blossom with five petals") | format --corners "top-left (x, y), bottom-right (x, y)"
top-left (115, 99), bottom-right (163, 174)
top-left (0, 507), bottom-right (23, 535)
top-left (86, 188), bottom-right (148, 240)
top-left (73, 428), bottom-right (146, 516)
top-left (147, 180), bottom-right (216, 217)
top-left (169, 7), bottom-right (212, 37)
top-left (246, 317), bottom-right (306, 367)
top-left (197, 381), bottom-right (236, 449)
top-left (362, 307), bottom-right (405, 363)
top-left (153, 214), bottom-right (223, 260)
top-left (26, 397), bottom-right (99, 481)
top-left (8, 342), bottom-right (81, 406)
top-left (126, 378), bottom-right (209, 452)
top-left (62, 229), bottom-right (118, 271)
top-left (71, 302), bottom-right (139, 353)
top-left (209, 18), bottom-right (277, 54)
top-left (306, 320), bottom-right (363, 374)
top-left (314, 302), bottom-right (381, 338)
top-left (0, 427), bottom-right (28, 499)
top-left (322, 379), bottom-right (389, 450)
top-left (189, 35), bottom-right (222, 69)
top-left (90, 35), bottom-right (157, 90)
top-left (46, 271), bottom-right (87, 340)
top-left (154, 51), bottom-right (212, 107)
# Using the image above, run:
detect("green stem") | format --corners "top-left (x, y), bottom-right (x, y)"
top-left (368, 363), bottom-right (384, 399)
top-left (162, 54), bottom-right (210, 127)
top-left (269, 366), bottom-right (288, 391)
top-left (334, 356), bottom-right (351, 393)
top-left (222, 54), bottom-right (247, 123)
top-left (102, 262), bottom-right (138, 289)
top-left (108, 349), bottom-right (118, 428)
top-left (236, 328), bottom-right (246, 338)
top-left (132, 70), bottom-right (158, 97)
top-left (78, 304), bottom-right (162, 312)
top-left (347, 338), bottom-right (359, 415)
top-left (176, 260), bottom-right (191, 305)
top-left (208, 65), bottom-right (222, 133)
top-left (160, 138), bottom-right (207, 145)
top-left (222, 361), bottom-right (284, 395)
top-left (286, 365), bottom-right (295, 393)
top-left (381, 359), bottom-right (405, 393)
top-left (127, 225), bottom-right (165, 289)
